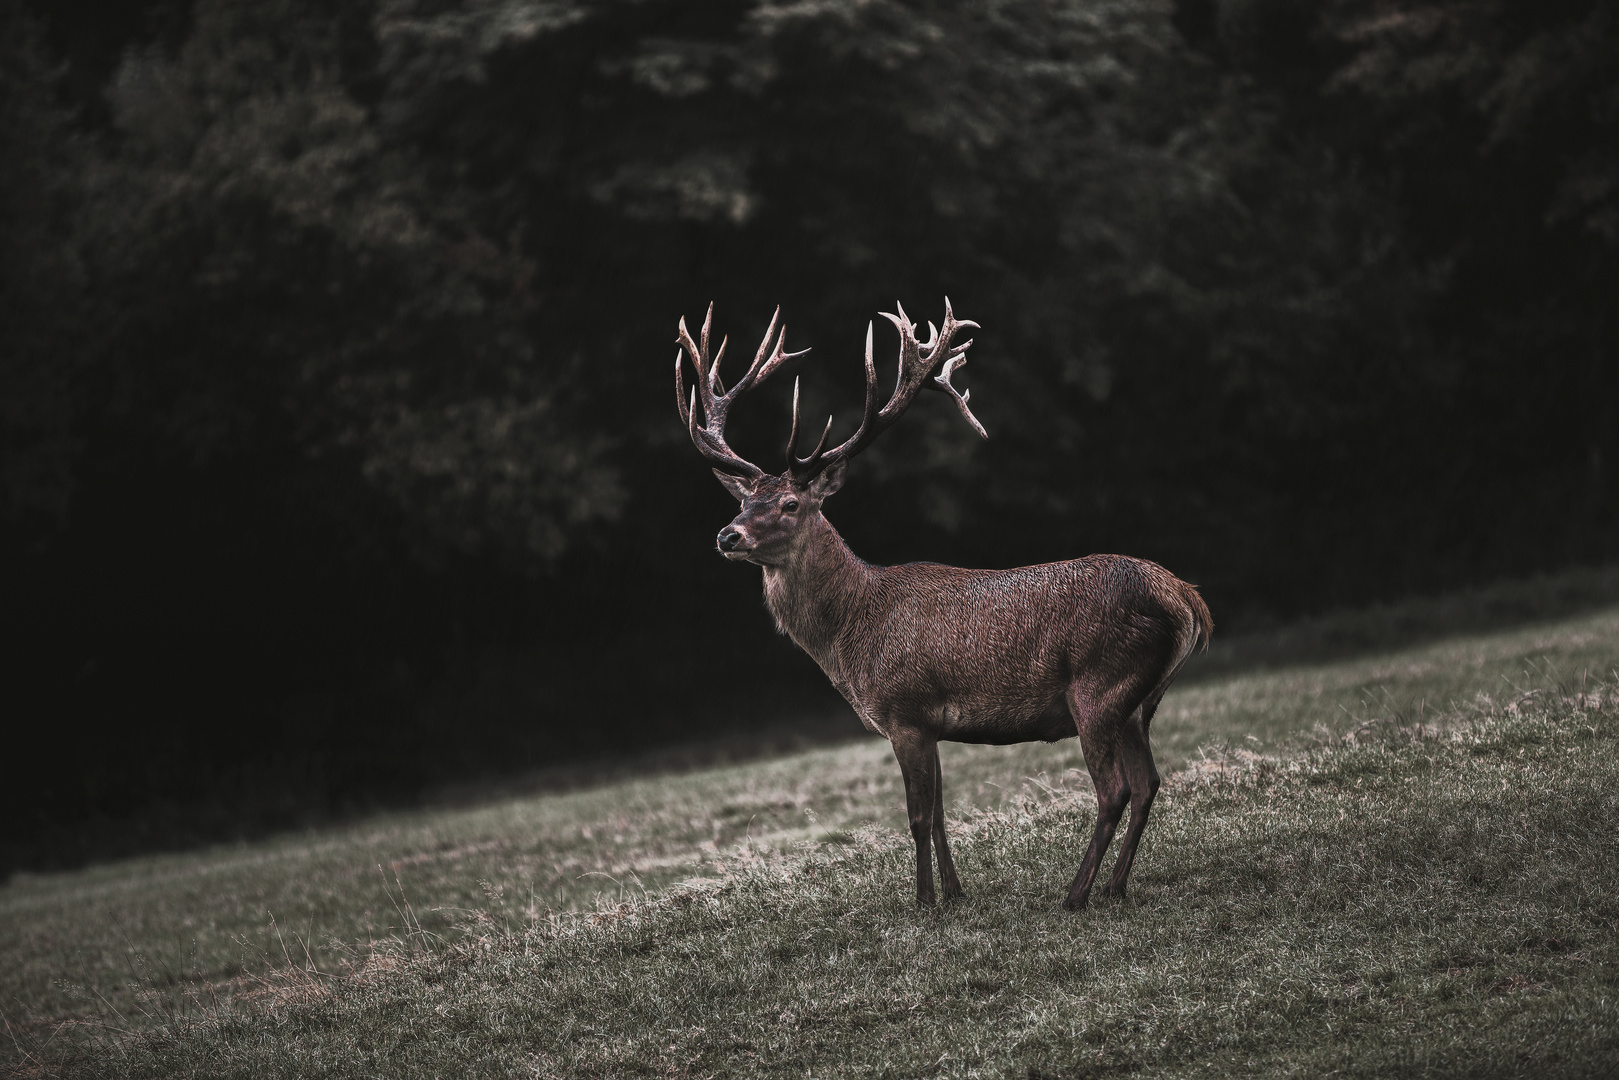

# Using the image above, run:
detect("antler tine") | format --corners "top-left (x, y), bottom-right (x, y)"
top-left (745, 307), bottom-right (781, 384)
top-left (786, 377), bottom-right (800, 461)
top-left (941, 296), bottom-right (980, 334)
top-left (677, 315), bottom-right (707, 399)
top-left (710, 335), bottom-right (728, 394)
top-left (735, 309), bottom-right (810, 398)
top-left (935, 352), bottom-right (988, 439)
top-left (759, 330), bottom-right (812, 388)
top-left (856, 318), bottom-right (879, 438)
top-left (687, 385), bottom-right (705, 452)
top-left (804, 414), bottom-right (834, 462)
top-left (675, 348), bottom-right (690, 427)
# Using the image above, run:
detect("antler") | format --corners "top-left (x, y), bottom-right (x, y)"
top-left (787, 298), bottom-right (985, 483)
top-left (676, 303), bottom-right (808, 479)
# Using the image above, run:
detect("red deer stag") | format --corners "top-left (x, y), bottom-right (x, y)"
top-left (674, 301), bottom-right (1211, 908)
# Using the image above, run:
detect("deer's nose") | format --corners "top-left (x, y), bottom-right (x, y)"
top-left (717, 528), bottom-right (745, 552)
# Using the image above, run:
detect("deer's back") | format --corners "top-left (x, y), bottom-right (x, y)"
top-left (843, 554), bottom-right (1195, 741)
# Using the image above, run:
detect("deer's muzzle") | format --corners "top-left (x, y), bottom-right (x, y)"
top-left (717, 528), bottom-right (751, 558)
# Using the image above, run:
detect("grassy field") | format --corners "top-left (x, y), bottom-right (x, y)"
top-left (4, 571), bottom-right (1619, 1075)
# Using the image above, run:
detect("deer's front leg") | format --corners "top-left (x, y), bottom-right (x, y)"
top-left (890, 728), bottom-right (939, 906)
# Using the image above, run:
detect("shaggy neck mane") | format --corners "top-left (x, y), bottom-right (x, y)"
top-left (760, 512), bottom-right (873, 675)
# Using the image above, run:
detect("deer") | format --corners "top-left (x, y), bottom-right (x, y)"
top-left (674, 300), bottom-right (1212, 908)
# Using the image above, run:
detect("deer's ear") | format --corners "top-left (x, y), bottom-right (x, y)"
top-left (809, 459), bottom-right (847, 499)
top-left (713, 469), bottom-right (757, 502)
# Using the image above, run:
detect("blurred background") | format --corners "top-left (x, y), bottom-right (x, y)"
top-left (2, 0), bottom-right (1614, 875)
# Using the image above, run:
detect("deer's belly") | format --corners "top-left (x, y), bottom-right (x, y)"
top-left (936, 693), bottom-right (1076, 745)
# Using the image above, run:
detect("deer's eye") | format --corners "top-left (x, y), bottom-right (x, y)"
top-left (781, 499), bottom-right (799, 514)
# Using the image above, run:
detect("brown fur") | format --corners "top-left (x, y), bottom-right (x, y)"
top-left (716, 465), bottom-right (1212, 908)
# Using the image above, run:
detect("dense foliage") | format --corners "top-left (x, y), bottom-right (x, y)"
top-left (3, 0), bottom-right (1615, 868)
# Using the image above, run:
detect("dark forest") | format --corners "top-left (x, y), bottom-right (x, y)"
top-left (3, 0), bottom-right (1615, 874)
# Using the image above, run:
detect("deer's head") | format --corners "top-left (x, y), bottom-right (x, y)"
top-left (710, 468), bottom-right (845, 565)
top-left (675, 301), bottom-right (987, 567)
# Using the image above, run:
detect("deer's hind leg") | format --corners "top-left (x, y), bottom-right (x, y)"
top-left (1063, 687), bottom-right (1134, 910)
top-left (1063, 670), bottom-right (1168, 911)
top-left (1102, 703), bottom-right (1160, 899)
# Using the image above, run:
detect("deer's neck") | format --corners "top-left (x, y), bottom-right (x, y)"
top-left (761, 514), bottom-right (873, 679)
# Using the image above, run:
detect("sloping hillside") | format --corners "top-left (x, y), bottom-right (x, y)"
top-left (38, 679), bottom-right (1619, 1078)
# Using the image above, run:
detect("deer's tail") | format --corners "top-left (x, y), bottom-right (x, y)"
top-left (1184, 582), bottom-right (1213, 655)
top-left (1160, 582), bottom-right (1211, 689)
top-left (1141, 580), bottom-right (1213, 729)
